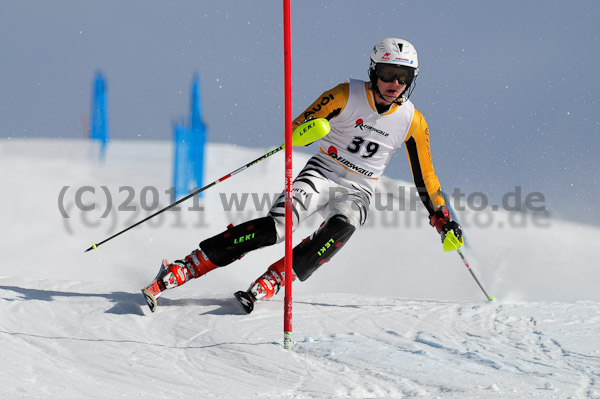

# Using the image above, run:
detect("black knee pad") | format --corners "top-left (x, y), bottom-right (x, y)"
top-left (200, 216), bottom-right (277, 267)
top-left (293, 215), bottom-right (356, 281)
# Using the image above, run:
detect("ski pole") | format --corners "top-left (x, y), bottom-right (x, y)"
top-left (85, 118), bottom-right (330, 252)
top-left (444, 230), bottom-right (496, 302)
top-left (456, 247), bottom-right (496, 303)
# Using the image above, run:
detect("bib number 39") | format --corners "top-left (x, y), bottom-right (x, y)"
top-left (347, 137), bottom-right (379, 158)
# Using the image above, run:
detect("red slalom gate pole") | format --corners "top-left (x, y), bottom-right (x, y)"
top-left (283, 0), bottom-right (294, 350)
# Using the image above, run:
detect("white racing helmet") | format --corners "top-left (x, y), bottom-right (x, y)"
top-left (369, 38), bottom-right (419, 101)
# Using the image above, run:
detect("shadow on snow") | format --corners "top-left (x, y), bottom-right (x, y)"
top-left (0, 285), bottom-right (246, 316)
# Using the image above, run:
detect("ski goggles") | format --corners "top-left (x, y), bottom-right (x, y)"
top-left (375, 64), bottom-right (414, 85)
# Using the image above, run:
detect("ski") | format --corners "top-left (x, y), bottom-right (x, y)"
top-left (142, 288), bottom-right (158, 312)
top-left (234, 291), bottom-right (255, 314)
top-left (141, 260), bottom-right (169, 313)
top-left (141, 278), bottom-right (166, 313)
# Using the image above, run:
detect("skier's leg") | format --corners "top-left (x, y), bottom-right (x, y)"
top-left (292, 214), bottom-right (356, 281)
top-left (289, 177), bottom-right (370, 281)
top-left (268, 154), bottom-right (336, 241)
top-left (200, 216), bottom-right (278, 266)
top-left (149, 216), bottom-right (279, 295)
top-left (240, 177), bottom-right (370, 300)
top-left (202, 154), bottom-right (338, 268)
top-left (242, 214), bottom-right (356, 304)
top-left (147, 155), bottom-right (333, 298)
top-left (242, 160), bottom-right (370, 304)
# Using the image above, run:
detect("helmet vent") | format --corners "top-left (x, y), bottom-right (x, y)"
top-left (397, 43), bottom-right (403, 52)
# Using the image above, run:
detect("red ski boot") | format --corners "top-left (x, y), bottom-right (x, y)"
top-left (162, 249), bottom-right (217, 289)
top-left (234, 258), bottom-right (295, 314)
top-left (142, 249), bottom-right (217, 313)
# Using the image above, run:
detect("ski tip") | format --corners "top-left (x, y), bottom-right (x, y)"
top-left (141, 288), bottom-right (158, 313)
top-left (234, 291), bottom-right (255, 314)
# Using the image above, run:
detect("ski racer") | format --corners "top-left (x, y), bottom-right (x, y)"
top-left (142, 38), bottom-right (463, 312)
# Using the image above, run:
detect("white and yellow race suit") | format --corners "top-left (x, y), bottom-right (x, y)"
top-left (268, 78), bottom-right (446, 240)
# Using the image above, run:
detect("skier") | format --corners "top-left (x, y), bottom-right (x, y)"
top-left (142, 38), bottom-right (463, 313)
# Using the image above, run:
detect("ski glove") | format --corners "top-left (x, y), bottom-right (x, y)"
top-left (429, 206), bottom-right (463, 243)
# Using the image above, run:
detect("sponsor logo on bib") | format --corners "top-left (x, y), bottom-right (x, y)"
top-left (354, 119), bottom-right (389, 137)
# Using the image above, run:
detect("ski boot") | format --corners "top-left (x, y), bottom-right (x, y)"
top-left (142, 249), bottom-right (216, 313)
top-left (234, 258), bottom-right (295, 314)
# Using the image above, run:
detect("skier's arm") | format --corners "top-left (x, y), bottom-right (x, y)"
top-left (293, 83), bottom-right (349, 127)
top-left (404, 109), bottom-right (446, 215)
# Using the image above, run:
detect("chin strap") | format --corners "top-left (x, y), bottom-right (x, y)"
top-left (371, 82), bottom-right (405, 109)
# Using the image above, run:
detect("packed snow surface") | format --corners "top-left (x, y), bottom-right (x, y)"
top-left (1, 139), bottom-right (599, 398)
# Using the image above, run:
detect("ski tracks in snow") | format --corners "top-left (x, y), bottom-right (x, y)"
top-left (1, 281), bottom-right (600, 398)
top-left (283, 296), bottom-right (600, 398)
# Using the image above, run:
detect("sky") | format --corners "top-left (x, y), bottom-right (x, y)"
top-left (1, 0), bottom-right (599, 225)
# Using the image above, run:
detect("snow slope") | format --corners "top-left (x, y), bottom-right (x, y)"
top-left (1, 139), bottom-right (599, 398)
